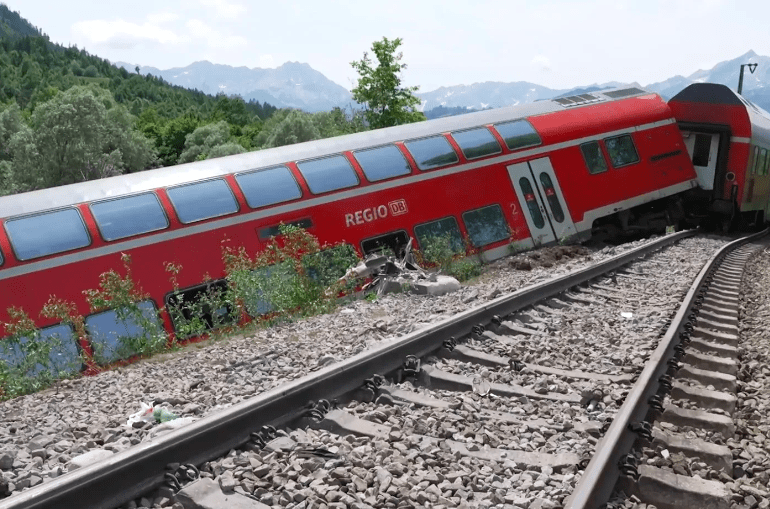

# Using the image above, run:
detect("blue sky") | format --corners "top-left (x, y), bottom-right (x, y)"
top-left (5, 0), bottom-right (767, 92)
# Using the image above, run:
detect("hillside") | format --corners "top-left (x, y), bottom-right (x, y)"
top-left (0, 3), bottom-right (42, 40)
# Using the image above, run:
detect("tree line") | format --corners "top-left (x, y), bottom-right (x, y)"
top-left (0, 5), bottom-right (425, 196)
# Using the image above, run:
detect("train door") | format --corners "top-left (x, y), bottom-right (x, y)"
top-left (682, 131), bottom-right (720, 190)
top-left (507, 158), bottom-right (577, 246)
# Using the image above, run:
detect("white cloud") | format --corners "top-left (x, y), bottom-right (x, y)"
top-left (531, 55), bottom-right (552, 72)
top-left (72, 19), bottom-right (184, 49)
top-left (186, 19), bottom-right (247, 49)
top-left (198, 0), bottom-right (247, 19)
top-left (146, 12), bottom-right (179, 24)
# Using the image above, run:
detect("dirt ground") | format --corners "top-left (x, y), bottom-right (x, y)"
top-left (505, 244), bottom-right (593, 270)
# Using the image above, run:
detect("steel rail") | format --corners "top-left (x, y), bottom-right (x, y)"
top-left (0, 230), bottom-right (696, 509)
top-left (566, 228), bottom-right (768, 509)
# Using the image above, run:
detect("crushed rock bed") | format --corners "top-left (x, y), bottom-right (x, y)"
top-left (0, 235), bottom-right (723, 500)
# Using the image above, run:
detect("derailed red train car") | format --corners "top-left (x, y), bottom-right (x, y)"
top-left (0, 87), bottom-right (698, 371)
top-left (669, 83), bottom-right (770, 230)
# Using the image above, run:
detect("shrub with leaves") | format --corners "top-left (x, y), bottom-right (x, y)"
top-left (416, 233), bottom-right (483, 281)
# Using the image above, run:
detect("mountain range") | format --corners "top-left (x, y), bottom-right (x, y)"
top-left (118, 50), bottom-right (770, 116)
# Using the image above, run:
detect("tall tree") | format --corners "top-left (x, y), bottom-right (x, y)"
top-left (350, 37), bottom-right (425, 129)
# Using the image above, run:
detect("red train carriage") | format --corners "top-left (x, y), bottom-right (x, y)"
top-left (0, 87), bottom-right (697, 372)
top-left (669, 83), bottom-right (770, 229)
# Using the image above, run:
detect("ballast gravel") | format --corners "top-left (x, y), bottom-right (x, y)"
top-left (0, 235), bottom-right (729, 505)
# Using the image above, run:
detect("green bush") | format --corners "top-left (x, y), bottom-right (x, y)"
top-left (417, 233), bottom-right (483, 281)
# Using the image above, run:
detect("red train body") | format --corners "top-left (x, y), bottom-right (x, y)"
top-left (1, 84), bottom-right (761, 372)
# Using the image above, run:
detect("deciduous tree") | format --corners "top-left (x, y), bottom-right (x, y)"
top-left (350, 37), bottom-right (425, 129)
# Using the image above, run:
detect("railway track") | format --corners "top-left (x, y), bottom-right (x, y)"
top-left (0, 230), bottom-right (764, 509)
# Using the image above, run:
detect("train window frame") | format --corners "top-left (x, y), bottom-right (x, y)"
top-left (90, 192), bottom-right (169, 242)
top-left (404, 135), bottom-right (460, 171)
top-left (462, 204), bottom-right (511, 248)
top-left (758, 148), bottom-right (767, 176)
top-left (751, 146), bottom-right (759, 175)
top-left (258, 218), bottom-right (314, 240)
top-left (165, 280), bottom-right (233, 337)
top-left (234, 165), bottom-right (303, 209)
top-left (580, 141), bottom-right (609, 174)
top-left (0, 247), bottom-right (3, 266)
top-left (414, 216), bottom-right (464, 253)
top-left (352, 144), bottom-right (412, 182)
top-left (493, 119), bottom-right (542, 151)
top-left (84, 300), bottom-right (163, 363)
top-left (0, 323), bottom-right (82, 376)
top-left (166, 177), bottom-right (240, 224)
top-left (296, 155), bottom-right (360, 195)
top-left (451, 127), bottom-right (503, 160)
top-left (604, 134), bottom-right (640, 168)
top-left (4, 207), bottom-right (92, 262)
top-left (361, 230), bottom-right (410, 257)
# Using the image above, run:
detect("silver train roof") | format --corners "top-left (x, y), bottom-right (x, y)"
top-left (0, 87), bottom-right (650, 219)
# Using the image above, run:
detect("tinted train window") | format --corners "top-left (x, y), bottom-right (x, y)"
top-left (5, 209), bottom-right (90, 261)
top-left (493, 120), bottom-right (541, 150)
top-left (297, 155), bottom-right (359, 194)
top-left (85, 301), bottom-right (162, 363)
top-left (538, 173), bottom-right (566, 223)
top-left (750, 146), bottom-right (759, 174)
top-left (404, 136), bottom-right (459, 171)
top-left (235, 166), bottom-right (302, 209)
top-left (167, 179), bottom-right (239, 224)
top-left (519, 177), bottom-right (545, 229)
top-left (0, 324), bottom-right (80, 376)
top-left (258, 218), bottom-right (314, 240)
top-left (692, 134), bottom-right (712, 167)
top-left (760, 148), bottom-right (768, 175)
top-left (452, 127), bottom-right (502, 160)
top-left (764, 149), bottom-right (770, 175)
top-left (414, 217), bottom-right (464, 253)
top-left (353, 145), bottom-right (411, 182)
top-left (462, 204), bottom-right (510, 247)
top-left (605, 135), bottom-right (639, 167)
top-left (0, 248), bottom-right (3, 265)
top-left (91, 193), bottom-right (168, 241)
top-left (580, 142), bottom-right (608, 174)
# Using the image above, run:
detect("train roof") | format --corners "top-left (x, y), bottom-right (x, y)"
top-left (0, 86), bottom-right (653, 219)
top-left (670, 83), bottom-right (770, 144)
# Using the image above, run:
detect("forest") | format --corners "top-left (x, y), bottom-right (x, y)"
top-left (0, 4), bottom-right (369, 195)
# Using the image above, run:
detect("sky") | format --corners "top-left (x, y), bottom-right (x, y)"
top-left (5, 0), bottom-right (769, 93)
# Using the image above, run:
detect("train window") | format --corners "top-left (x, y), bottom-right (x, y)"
top-left (85, 300), bottom-right (162, 363)
top-left (0, 248), bottom-right (3, 265)
top-left (692, 134), bottom-right (712, 167)
top-left (760, 152), bottom-right (770, 177)
top-left (758, 148), bottom-right (767, 175)
top-left (462, 205), bottom-right (510, 248)
top-left (414, 217), bottom-right (464, 253)
top-left (750, 146), bottom-right (759, 175)
top-left (519, 177), bottom-right (546, 229)
top-left (0, 324), bottom-right (81, 376)
top-left (353, 145), bottom-right (412, 182)
top-left (5, 208), bottom-right (90, 261)
top-left (235, 166), bottom-right (302, 209)
top-left (452, 127), bottom-right (502, 160)
top-left (361, 231), bottom-right (410, 257)
top-left (604, 135), bottom-right (639, 167)
top-left (404, 136), bottom-right (459, 171)
top-left (166, 281), bottom-right (233, 336)
top-left (580, 142), bottom-right (609, 174)
top-left (167, 179), bottom-right (239, 224)
top-left (258, 218), bottom-right (314, 240)
top-left (493, 120), bottom-right (541, 151)
top-left (538, 173), bottom-right (566, 223)
top-left (297, 155), bottom-right (359, 194)
top-left (91, 193), bottom-right (168, 241)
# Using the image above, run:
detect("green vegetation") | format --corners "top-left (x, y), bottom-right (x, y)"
top-left (351, 37), bottom-right (426, 129)
top-left (416, 233), bottom-right (483, 281)
top-left (0, 5), bottom-right (370, 196)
